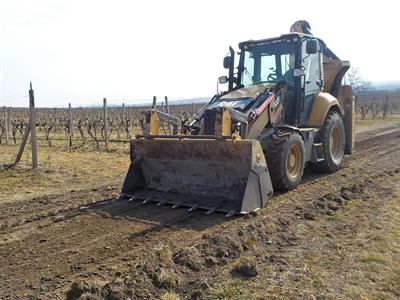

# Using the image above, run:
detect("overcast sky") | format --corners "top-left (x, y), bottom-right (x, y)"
top-left (0, 0), bottom-right (399, 107)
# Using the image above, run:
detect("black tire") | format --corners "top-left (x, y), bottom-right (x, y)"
top-left (311, 111), bottom-right (345, 172)
top-left (265, 130), bottom-right (305, 191)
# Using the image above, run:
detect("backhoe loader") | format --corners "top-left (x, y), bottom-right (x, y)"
top-left (120, 21), bottom-right (355, 216)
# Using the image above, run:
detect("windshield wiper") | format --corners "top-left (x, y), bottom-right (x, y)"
top-left (243, 67), bottom-right (256, 84)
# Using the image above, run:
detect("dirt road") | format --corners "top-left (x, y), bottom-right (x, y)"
top-left (0, 124), bottom-right (399, 299)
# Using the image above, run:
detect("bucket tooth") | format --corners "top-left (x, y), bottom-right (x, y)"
top-left (206, 207), bottom-right (216, 215)
top-left (128, 195), bottom-right (139, 202)
top-left (156, 199), bottom-right (167, 206)
top-left (225, 210), bottom-right (236, 218)
top-left (188, 204), bottom-right (199, 212)
top-left (142, 197), bottom-right (152, 204)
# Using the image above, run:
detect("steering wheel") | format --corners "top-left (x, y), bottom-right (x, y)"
top-left (267, 73), bottom-right (278, 81)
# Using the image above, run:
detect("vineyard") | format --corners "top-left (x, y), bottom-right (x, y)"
top-left (0, 99), bottom-right (204, 151)
top-left (1, 89), bottom-right (399, 152)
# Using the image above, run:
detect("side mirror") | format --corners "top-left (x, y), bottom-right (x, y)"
top-left (218, 76), bottom-right (228, 84)
top-left (306, 39), bottom-right (318, 54)
top-left (223, 56), bottom-right (231, 69)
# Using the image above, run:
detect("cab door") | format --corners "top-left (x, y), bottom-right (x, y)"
top-left (299, 39), bottom-right (323, 125)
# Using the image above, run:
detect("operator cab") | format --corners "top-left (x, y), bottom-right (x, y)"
top-left (225, 33), bottom-right (325, 126)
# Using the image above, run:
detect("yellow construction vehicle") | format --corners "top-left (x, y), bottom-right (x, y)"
top-left (120, 21), bottom-right (354, 216)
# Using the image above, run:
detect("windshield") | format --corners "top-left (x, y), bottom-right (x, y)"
top-left (240, 40), bottom-right (297, 87)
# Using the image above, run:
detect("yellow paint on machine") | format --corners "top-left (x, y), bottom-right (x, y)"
top-left (220, 83), bottom-right (275, 100)
top-left (307, 92), bottom-right (340, 127)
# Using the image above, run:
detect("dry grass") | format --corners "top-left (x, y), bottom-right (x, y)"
top-left (0, 141), bottom-right (129, 204)
top-left (160, 292), bottom-right (181, 300)
top-left (355, 113), bottom-right (400, 133)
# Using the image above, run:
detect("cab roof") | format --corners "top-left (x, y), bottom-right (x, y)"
top-left (238, 33), bottom-right (325, 49)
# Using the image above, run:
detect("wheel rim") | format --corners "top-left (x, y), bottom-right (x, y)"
top-left (286, 144), bottom-right (302, 180)
top-left (330, 127), bottom-right (341, 159)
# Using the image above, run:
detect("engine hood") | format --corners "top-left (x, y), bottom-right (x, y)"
top-left (220, 83), bottom-right (275, 100)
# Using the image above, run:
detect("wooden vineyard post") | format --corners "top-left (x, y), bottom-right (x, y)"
top-left (29, 82), bottom-right (38, 169)
top-left (165, 96), bottom-right (170, 114)
top-left (68, 103), bottom-right (73, 147)
top-left (122, 102), bottom-right (125, 125)
top-left (152, 96), bottom-right (157, 109)
top-left (103, 98), bottom-right (109, 150)
top-left (165, 96), bottom-right (172, 134)
top-left (3, 106), bottom-right (8, 144)
top-left (8, 107), bottom-right (11, 144)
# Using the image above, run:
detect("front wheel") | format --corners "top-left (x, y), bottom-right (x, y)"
top-left (265, 130), bottom-right (305, 191)
top-left (311, 111), bottom-right (345, 172)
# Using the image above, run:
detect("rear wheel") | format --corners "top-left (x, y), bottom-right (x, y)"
top-left (265, 130), bottom-right (305, 191)
top-left (311, 110), bottom-right (345, 172)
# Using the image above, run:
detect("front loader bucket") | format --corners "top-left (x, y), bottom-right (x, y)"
top-left (121, 137), bottom-right (273, 215)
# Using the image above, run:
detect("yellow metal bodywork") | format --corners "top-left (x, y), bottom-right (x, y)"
top-left (149, 110), bottom-right (160, 135)
top-left (220, 83), bottom-right (274, 100)
top-left (323, 59), bottom-right (349, 95)
top-left (222, 107), bottom-right (232, 136)
top-left (307, 92), bottom-right (340, 127)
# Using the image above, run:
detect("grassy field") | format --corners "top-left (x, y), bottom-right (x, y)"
top-left (0, 141), bottom-right (129, 205)
top-left (355, 114), bottom-right (400, 133)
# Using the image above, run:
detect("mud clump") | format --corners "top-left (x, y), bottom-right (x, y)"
top-left (231, 257), bottom-right (258, 278)
top-left (102, 279), bottom-right (132, 300)
top-left (310, 183), bottom-right (368, 216)
top-left (186, 279), bottom-right (211, 300)
top-left (340, 189), bottom-right (352, 201)
top-left (327, 202), bottom-right (340, 211)
top-left (303, 211), bottom-right (316, 220)
top-left (66, 282), bottom-right (99, 300)
top-left (333, 196), bottom-right (345, 205)
top-left (143, 244), bottom-right (182, 289)
top-left (66, 282), bottom-right (85, 300)
top-left (77, 294), bottom-right (102, 300)
top-left (67, 274), bottom-right (145, 300)
top-left (205, 256), bottom-right (218, 267)
top-left (153, 245), bottom-right (174, 268)
top-left (173, 247), bottom-right (202, 271)
top-left (152, 267), bottom-right (180, 289)
top-left (207, 235), bottom-right (244, 262)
